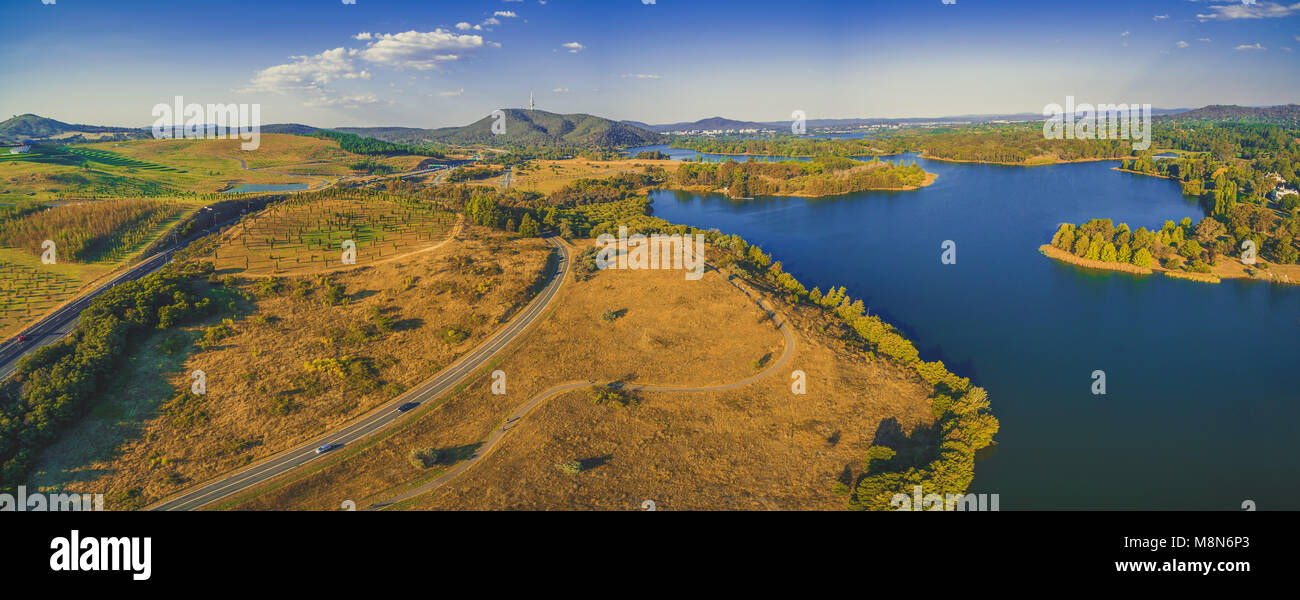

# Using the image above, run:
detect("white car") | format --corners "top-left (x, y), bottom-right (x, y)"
top-left (315, 443), bottom-right (340, 454)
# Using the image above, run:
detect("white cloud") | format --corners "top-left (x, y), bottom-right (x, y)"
top-left (359, 29), bottom-right (485, 70)
top-left (619, 73), bottom-right (661, 79)
top-left (483, 17), bottom-right (501, 26)
top-left (1153, 14), bottom-right (1169, 21)
top-left (552, 87), bottom-right (569, 93)
top-left (303, 93), bottom-right (381, 109)
top-left (1176, 40), bottom-right (1189, 48)
top-left (439, 88), bottom-right (465, 97)
top-left (1120, 31), bottom-right (1130, 37)
top-left (455, 22), bottom-right (472, 30)
top-left (561, 41), bottom-right (584, 53)
top-left (1234, 42), bottom-right (1267, 51)
top-left (243, 28), bottom-right (491, 107)
top-left (243, 47), bottom-right (363, 93)
top-left (494, 11), bottom-right (518, 18)
top-left (1199, 38), bottom-right (1213, 42)
top-left (1198, 2), bottom-right (1300, 21)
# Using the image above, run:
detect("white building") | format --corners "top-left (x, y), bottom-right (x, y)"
top-left (8, 145), bottom-right (30, 154)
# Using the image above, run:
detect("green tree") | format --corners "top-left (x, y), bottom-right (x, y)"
top-left (1072, 236), bottom-right (1089, 257)
top-left (1132, 247), bottom-right (1153, 267)
top-left (518, 213), bottom-right (540, 237)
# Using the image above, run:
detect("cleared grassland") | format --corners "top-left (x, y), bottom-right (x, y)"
top-left (211, 191), bottom-right (457, 275)
top-left (510, 158), bottom-right (680, 195)
top-left (225, 241), bottom-right (934, 511)
top-left (26, 226), bottom-right (553, 508)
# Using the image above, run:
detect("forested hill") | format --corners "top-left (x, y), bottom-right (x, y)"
top-left (0, 114), bottom-right (143, 143)
top-left (1163, 104), bottom-right (1300, 125)
top-left (426, 109), bottom-right (665, 147)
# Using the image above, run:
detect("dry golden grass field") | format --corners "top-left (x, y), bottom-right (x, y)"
top-left (26, 226), bottom-right (552, 508)
top-left (510, 159), bottom-right (680, 194)
top-left (223, 240), bottom-right (934, 511)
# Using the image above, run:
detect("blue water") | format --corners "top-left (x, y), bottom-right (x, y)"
top-left (221, 183), bottom-right (309, 193)
top-left (642, 150), bottom-right (1300, 510)
top-left (623, 144), bottom-right (811, 163)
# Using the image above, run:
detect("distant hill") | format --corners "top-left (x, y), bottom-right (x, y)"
top-left (1163, 104), bottom-right (1300, 125)
top-left (331, 111), bottom-right (663, 148)
top-left (334, 126), bottom-right (439, 146)
top-left (0, 113), bottom-right (144, 143)
top-left (633, 116), bottom-right (773, 133)
top-left (631, 109), bottom-right (1196, 133)
top-left (261, 123), bottom-right (320, 135)
top-left (425, 109), bottom-right (664, 147)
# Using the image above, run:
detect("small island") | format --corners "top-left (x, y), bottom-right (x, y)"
top-left (668, 156), bottom-right (934, 199)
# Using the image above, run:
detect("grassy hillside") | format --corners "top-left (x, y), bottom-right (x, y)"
top-left (0, 114), bottom-right (144, 144)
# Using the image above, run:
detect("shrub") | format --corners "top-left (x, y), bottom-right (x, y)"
top-left (370, 307), bottom-right (396, 332)
top-left (587, 385), bottom-right (638, 407)
top-left (440, 326), bottom-right (469, 345)
top-left (318, 278), bottom-right (347, 306)
top-left (160, 391), bottom-right (209, 429)
top-left (303, 355), bottom-right (381, 392)
top-left (409, 447), bottom-right (441, 468)
top-left (158, 334), bottom-right (189, 356)
top-left (555, 461), bottom-right (582, 475)
top-left (255, 277), bottom-right (284, 297)
top-left (269, 396), bottom-right (300, 416)
top-left (197, 319), bottom-right (237, 350)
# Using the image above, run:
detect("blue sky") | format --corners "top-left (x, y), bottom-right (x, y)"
top-left (2, 0), bottom-right (1298, 128)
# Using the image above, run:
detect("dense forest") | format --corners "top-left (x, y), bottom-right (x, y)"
top-left (670, 136), bottom-right (875, 157)
top-left (0, 198), bottom-right (180, 262)
top-left (313, 130), bottom-right (443, 157)
top-left (1050, 212), bottom-right (1298, 272)
top-left (1108, 121), bottom-right (1300, 266)
top-left (875, 124), bottom-right (1137, 163)
top-left (671, 157), bottom-right (929, 198)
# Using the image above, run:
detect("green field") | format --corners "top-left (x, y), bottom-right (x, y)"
top-left (0, 144), bottom-right (181, 172)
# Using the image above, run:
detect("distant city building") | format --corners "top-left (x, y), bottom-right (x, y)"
top-left (8, 144), bottom-right (30, 154)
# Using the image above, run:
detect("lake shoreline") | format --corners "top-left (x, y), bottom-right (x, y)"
top-left (1036, 244), bottom-right (1300, 285)
top-left (660, 171), bottom-right (937, 200)
top-left (920, 153), bottom-right (1135, 167)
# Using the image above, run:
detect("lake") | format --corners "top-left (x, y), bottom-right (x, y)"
top-left (638, 149), bottom-right (1300, 509)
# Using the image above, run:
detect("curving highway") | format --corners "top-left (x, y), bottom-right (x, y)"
top-left (150, 235), bottom-right (570, 510)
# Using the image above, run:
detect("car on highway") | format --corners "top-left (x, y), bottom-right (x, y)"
top-left (16, 335), bottom-right (30, 342)
top-left (315, 443), bottom-right (341, 454)
top-left (397, 402), bottom-right (420, 412)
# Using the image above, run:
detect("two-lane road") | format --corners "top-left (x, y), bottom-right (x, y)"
top-left (150, 235), bottom-right (570, 511)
